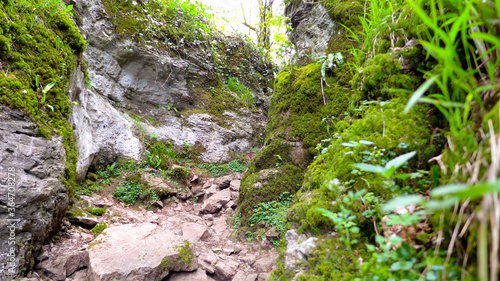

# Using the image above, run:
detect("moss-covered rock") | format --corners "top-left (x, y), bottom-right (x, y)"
top-left (239, 166), bottom-right (303, 225)
top-left (0, 0), bottom-right (86, 197)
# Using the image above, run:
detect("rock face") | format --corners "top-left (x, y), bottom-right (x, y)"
top-left (0, 106), bottom-right (69, 277)
top-left (68, 0), bottom-right (269, 172)
top-left (286, 2), bottom-right (336, 59)
top-left (70, 68), bottom-right (144, 181)
top-left (87, 223), bottom-right (196, 281)
top-left (284, 230), bottom-right (317, 271)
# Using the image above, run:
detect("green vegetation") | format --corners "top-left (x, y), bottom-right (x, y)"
top-left (112, 174), bottom-right (159, 205)
top-left (177, 240), bottom-right (194, 267)
top-left (249, 192), bottom-right (294, 235)
top-left (255, 0), bottom-right (500, 279)
top-left (91, 222), bottom-right (107, 237)
top-left (88, 207), bottom-right (107, 216)
top-left (0, 0), bottom-right (86, 198)
top-left (198, 158), bottom-right (249, 177)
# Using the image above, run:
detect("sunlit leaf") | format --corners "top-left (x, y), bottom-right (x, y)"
top-left (351, 163), bottom-right (386, 174)
top-left (385, 151), bottom-right (417, 170)
top-left (430, 183), bottom-right (469, 197)
top-left (404, 75), bottom-right (439, 113)
top-left (382, 195), bottom-right (424, 212)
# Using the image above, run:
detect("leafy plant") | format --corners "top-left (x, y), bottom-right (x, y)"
top-left (249, 192), bottom-right (294, 234)
top-left (317, 188), bottom-right (367, 267)
top-left (245, 231), bottom-right (254, 242)
top-left (351, 151), bottom-right (416, 179)
top-left (145, 150), bottom-right (162, 168)
top-left (96, 171), bottom-right (109, 179)
top-left (106, 162), bottom-right (121, 177)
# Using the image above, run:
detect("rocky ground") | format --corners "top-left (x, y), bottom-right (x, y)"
top-left (21, 172), bottom-right (279, 281)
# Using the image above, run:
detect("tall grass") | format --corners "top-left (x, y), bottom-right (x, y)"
top-left (400, 0), bottom-right (500, 280)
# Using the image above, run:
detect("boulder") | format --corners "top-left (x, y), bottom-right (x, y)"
top-left (0, 106), bottom-right (69, 277)
top-left (69, 216), bottom-right (99, 228)
top-left (286, 2), bottom-right (336, 59)
top-left (70, 68), bottom-right (144, 182)
top-left (214, 259), bottom-right (239, 281)
top-left (71, 0), bottom-right (269, 165)
top-left (266, 227), bottom-right (280, 240)
top-left (38, 251), bottom-right (89, 281)
top-left (201, 189), bottom-right (232, 214)
top-left (233, 271), bottom-right (258, 281)
top-left (87, 223), bottom-right (197, 281)
top-left (229, 180), bottom-right (241, 191)
top-left (142, 173), bottom-right (178, 196)
top-left (181, 223), bottom-right (210, 243)
top-left (284, 229), bottom-right (307, 270)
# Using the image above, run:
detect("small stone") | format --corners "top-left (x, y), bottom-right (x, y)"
top-left (94, 202), bottom-right (113, 208)
top-left (191, 175), bottom-right (199, 183)
top-left (69, 216), bottom-right (99, 228)
top-left (152, 201), bottom-right (164, 208)
top-left (229, 180), bottom-right (241, 191)
top-left (214, 259), bottom-right (239, 280)
top-left (265, 226), bottom-right (280, 240)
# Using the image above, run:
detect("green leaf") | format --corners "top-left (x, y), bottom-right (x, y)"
top-left (430, 184), bottom-right (469, 197)
top-left (375, 235), bottom-right (386, 244)
top-left (342, 142), bottom-right (357, 147)
top-left (454, 181), bottom-right (500, 199)
top-left (391, 261), bottom-right (413, 271)
top-left (425, 198), bottom-right (458, 210)
top-left (383, 166), bottom-right (398, 178)
top-left (43, 81), bottom-right (57, 94)
top-left (366, 244), bottom-right (376, 252)
top-left (359, 140), bottom-right (374, 145)
top-left (395, 174), bottom-right (412, 180)
top-left (388, 235), bottom-right (403, 245)
top-left (46, 104), bottom-right (54, 112)
top-left (385, 151), bottom-right (417, 171)
top-left (382, 195), bottom-right (424, 212)
top-left (404, 75), bottom-right (439, 113)
top-left (351, 163), bottom-right (386, 174)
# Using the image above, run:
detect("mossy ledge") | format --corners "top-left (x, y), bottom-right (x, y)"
top-left (0, 0), bottom-right (86, 197)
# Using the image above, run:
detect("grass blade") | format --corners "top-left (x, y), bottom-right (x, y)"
top-left (404, 75), bottom-right (439, 113)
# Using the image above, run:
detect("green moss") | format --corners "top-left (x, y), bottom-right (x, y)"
top-left (160, 240), bottom-right (194, 271)
top-left (0, 34), bottom-right (10, 55)
top-left (88, 207), bottom-right (107, 216)
top-left (292, 98), bottom-right (435, 233)
top-left (238, 165), bottom-right (303, 225)
top-left (125, 172), bottom-right (143, 185)
top-left (177, 240), bottom-right (194, 267)
top-left (352, 53), bottom-right (421, 100)
top-left (0, 1), bottom-right (86, 199)
top-left (91, 222), bottom-right (107, 237)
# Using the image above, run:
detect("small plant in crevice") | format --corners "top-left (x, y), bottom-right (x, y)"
top-left (245, 231), bottom-right (254, 242)
top-left (317, 188), bottom-right (367, 268)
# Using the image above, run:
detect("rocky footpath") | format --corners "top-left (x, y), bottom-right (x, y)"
top-left (25, 173), bottom-right (278, 281)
